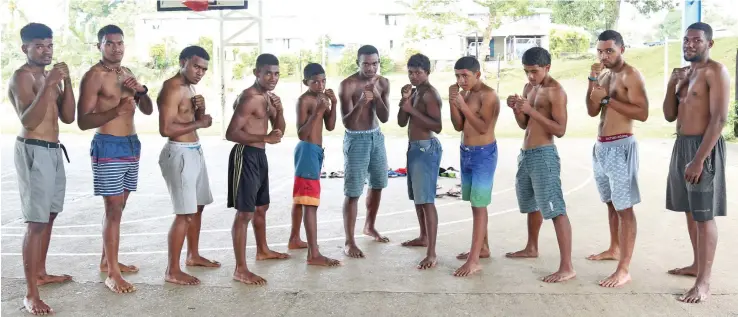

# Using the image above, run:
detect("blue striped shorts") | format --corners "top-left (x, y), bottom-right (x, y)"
top-left (90, 133), bottom-right (141, 197)
top-left (343, 127), bottom-right (388, 197)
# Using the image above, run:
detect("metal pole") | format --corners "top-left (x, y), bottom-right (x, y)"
top-left (681, 0), bottom-right (701, 66)
top-left (664, 35), bottom-right (668, 90)
top-left (219, 12), bottom-right (226, 139)
top-left (258, 0), bottom-right (264, 54)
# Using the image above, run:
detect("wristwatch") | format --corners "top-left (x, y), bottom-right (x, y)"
top-left (600, 96), bottom-right (611, 106)
top-left (135, 85), bottom-right (148, 97)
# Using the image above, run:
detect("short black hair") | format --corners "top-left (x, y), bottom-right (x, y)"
top-left (687, 22), bottom-right (713, 41)
top-left (20, 23), bottom-right (53, 43)
top-left (255, 53), bottom-right (279, 70)
top-left (454, 56), bottom-right (480, 72)
top-left (179, 45), bottom-right (210, 61)
top-left (521, 47), bottom-right (551, 67)
top-left (303, 63), bottom-right (325, 79)
top-left (357, 45), bottom-right (379, 59)
top-left (407, 53), bottom-right (431, 74)
top-left (97, 24), bottom-right (124, 42)
top-left (597, 30), bottom-right (625, 47)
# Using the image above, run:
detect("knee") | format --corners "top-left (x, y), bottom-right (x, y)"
top-left (26, 222), bottom-right (46, 235)
top-left (235, 211), bottom-right (253, 223)
top-left (177, 214), bottom-right (194, 223)
top-left (104, 197), bottom-right (126, 214)
top-left (617, 208), bottom-right (636, 220)
top-left (255, 205), bottom-right (269, 215)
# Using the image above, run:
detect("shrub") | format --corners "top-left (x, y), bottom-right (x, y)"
top-left (336, 46), bottom-right (396, 76)
top-left (549, 29), bottom-right (590, 58)
top-left (725, 99), bottom-right (737, 140)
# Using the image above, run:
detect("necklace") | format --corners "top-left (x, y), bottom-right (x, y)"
top-left (99, 60), bottom-right (123, 81)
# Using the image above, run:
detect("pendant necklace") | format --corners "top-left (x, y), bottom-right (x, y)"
top-left (99, 60), bottom-right (123, 82)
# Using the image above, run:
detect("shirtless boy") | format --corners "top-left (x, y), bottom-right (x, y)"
top-left (506, 47), bottom-right (575, 283)
top-left (397, 53), bottom-right (443, 269)
top-left (78, 25), bottom-right (154, 293)
top-left (585, 30), bottom-right (649, 288)
top-left (449, 56), bottom-right (500, 277)
top-left (157, 45), bottom-right (219, 286)
top-left (226, 53), bottom-right (288, 285)
top-left (9, 22), bottom-right (75, 315)
top-left (663, 22), bottom-right (730, 303)
top-left (339, 45), bottom-right (391, 258)
top-left (292, 63), bottom-right (341, 266)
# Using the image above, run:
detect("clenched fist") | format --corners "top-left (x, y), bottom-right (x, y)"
top-left (401, 84), bottom-right (413, 100)
top-left (324, 88), bottom-right (337, 104)
top-left (266, 129), bottom-right (283, 144)
top-left (267, 92), bottom-right (283, 113)
top-left (670, 67), bottom-right (690, 84)
top-left (191, 95), bottom-right (206, 110)
top-left (590, 85), bottom-right (608, 104)
top-left (590, 62), bottom-right (604, 78)
top-left (46, 63), bottom-right (67, 85)
top-left (197, 114), bottom-right (213, 128)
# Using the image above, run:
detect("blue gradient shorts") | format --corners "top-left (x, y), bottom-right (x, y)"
top-left (460, 141), bottom-right (498, 207)
top-left (406, 138), bottom-right (443, 205)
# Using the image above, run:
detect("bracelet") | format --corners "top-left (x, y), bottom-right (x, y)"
top-left (588, 76), bottom-right (597, 82)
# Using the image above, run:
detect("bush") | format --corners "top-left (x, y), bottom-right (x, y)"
top-left (336, 46), bottom-right (396, 76)
top-left (725, 99), bottom-right (737, 140)
top-left (549, 29), bottom-right (590, 58)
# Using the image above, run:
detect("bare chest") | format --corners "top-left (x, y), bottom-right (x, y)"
top-left (99, 72), bottom-right (135, 102)
top-left (678, 71), bottom-right (708, 106)
top-left (605, 73), bottom-right (628, 100)
top-left (462, 92), bottom-right (482, 112)
top-left (525, 87), bottom-right (549, 112)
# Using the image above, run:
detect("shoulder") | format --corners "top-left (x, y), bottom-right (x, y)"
top-left (623, 65), bottom-right (645, 82)
top-left (9, 67), bottom-right (32, 87)
top-left (298, 93), bottom-right (316, 104)
top-left (546, 79), bottom-right (566, 96)
top-left (706, 60), bottom-right (729, 78)
top-left (480, 85), bottom-right (499, 100)
top-left (81, 65), bottom-right (104, 83)
top-left (340, 74), bottom-right (357, 88)
top-left (377, 76), bottom-right (390, 87)
top-left (160, 77), bottom-right (184, 95)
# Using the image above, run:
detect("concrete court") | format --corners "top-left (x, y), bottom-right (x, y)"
top-left (1, 133), bottom-right (737, 317)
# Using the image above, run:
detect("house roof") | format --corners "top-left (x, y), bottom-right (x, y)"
top-left (489, 20), bottom-right (549, 37)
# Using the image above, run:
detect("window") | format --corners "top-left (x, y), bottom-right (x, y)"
top-left (390, 40), bottom-right (394, 49)
top-left (385, 15), bottom-right (397, 26)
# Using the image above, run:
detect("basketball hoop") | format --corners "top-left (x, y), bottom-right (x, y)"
top-left (181, 0), bottom-right (209, 11)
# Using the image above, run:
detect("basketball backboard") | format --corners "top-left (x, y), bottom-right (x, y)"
top-left (156, 0), bottom-right (247, 12)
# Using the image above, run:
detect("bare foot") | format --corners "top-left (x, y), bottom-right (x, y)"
top-left (668, 265), bottom-right (697, 277)
top-left (363, 228), bottom-right (390, 242)
top-left (678, 283), bottom-right (710, 303)
top-left (100, 262), bottom-right (139, 273)
top-left (256, 249), bottom-right (291, 261)
top-left (343, 244), bottom-right (364, 258)
top-left (37, 273), bottom-right (72, 285)
top-left (307, 255), bottom-right (342, 267)
top-left (417, 256), bottom-right (437, 270)
top-left (288, 239), bottom-right (308, 250)
top-left (24, 297), bottom-right (52, 315)
top-left (586, 249), bottom-right (619, 261)
top-left (505, 248), bottom-right (538, 258)
top-left (105, 276), bottom-right (136, 293)
top-left (598, 270), bottom-right (631, 288)
top-left (165, 270), bottom-right (200, 285)
top-left (401, 237), bottom-right (427, 247)
top-left (233, 269), bottom-right (267, 285)
top-left (456, 249), bottom-right (491, 260)
top-left (185, 255), bottom-right (221, 268)
top-left (453, 260), bottom-right (482, 277)
top-left (542, 269), bottom-right (577, 283)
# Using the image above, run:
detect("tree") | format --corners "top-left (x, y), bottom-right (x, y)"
top-left (657, 9), bottom-right (681, 40)
top-left (550, 0), bottom-right (673, 35)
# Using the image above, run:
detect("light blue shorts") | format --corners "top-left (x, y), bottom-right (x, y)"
top-left (407, 138), bottom-right (442, 205)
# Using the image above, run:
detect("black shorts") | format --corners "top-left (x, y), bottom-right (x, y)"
top-left (227, 144), bottom-right (269, 212)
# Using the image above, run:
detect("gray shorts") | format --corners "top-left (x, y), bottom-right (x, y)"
top-left (158, 141), bottom-right (213, 215)
top-left (666, 135), bottom-right (727, 222)
top-left (516, 144), bottom-right (566, 220)
top-left (14, 137), bottom-right (68, 223)
top-left (592, 135), bottom-right (641, 211)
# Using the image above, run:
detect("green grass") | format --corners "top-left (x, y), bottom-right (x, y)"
top-left (3, 38), bottom-right (736, 140)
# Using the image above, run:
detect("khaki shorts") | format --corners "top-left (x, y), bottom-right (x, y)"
top-left (14, 137), bottom-right (68, 223)
top-left (158, 141), bottom-right (213, 215)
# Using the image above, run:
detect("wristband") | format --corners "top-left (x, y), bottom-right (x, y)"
top-left (588, 76), bottom-right (598, 82)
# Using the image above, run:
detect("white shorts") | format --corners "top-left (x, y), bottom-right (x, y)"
top-left (158, 141), bottom-right (213, 214)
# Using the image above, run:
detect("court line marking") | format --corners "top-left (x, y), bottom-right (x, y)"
top-left (0, 174), bottom-right (592, 256)
top-left (0, 187), bottom-right (515, 237)
top-left (0, 177), bottom-right (292, 229)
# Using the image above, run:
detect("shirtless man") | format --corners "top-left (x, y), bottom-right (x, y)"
top-left (157, 45), bottom-right (219, 286)
top-left (339, 44), bottom-right (391, 258)
top-left (9, 22), bottom-right (75, 315)
top-left (226, 53), bottom-right (288, 285)
top-left (585, 30), bottom-right (649, 288)
top-left (663, 22), bottom-right (730, 304)
top-left (505, 47), bottom-right (575, 283)
top-left (292, 63), bottom-right (341, 266)
top-left (397, 53), bottom-right (443, 270)
top-left (78, 25), bottom-right (154, 293)
top-left (449, 56), bottom-right (500, 277)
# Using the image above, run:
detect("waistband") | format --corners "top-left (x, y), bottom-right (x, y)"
top-left (675, 134), bottom-right (707, 141)
top-left (93, 133), bottom-right (139, 143)
top-left (597, 133), bottom-right (632, 143)
top-left (297, 140), bottom-right (324, 152)
top-left (520, 144), bottom-right (556, 154)
top-left (460, 140), bottom-right (497, 152)
top-left (236, 144), bottom-right (266, 153)
top-left (345, 127), bottom-right (380, 134)
top-left (167, 140), bottom-right (201, 149)
top-left (16, 136), bottom-right (70, 163)
top-left (409, 137), bottom-right (439, 146)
